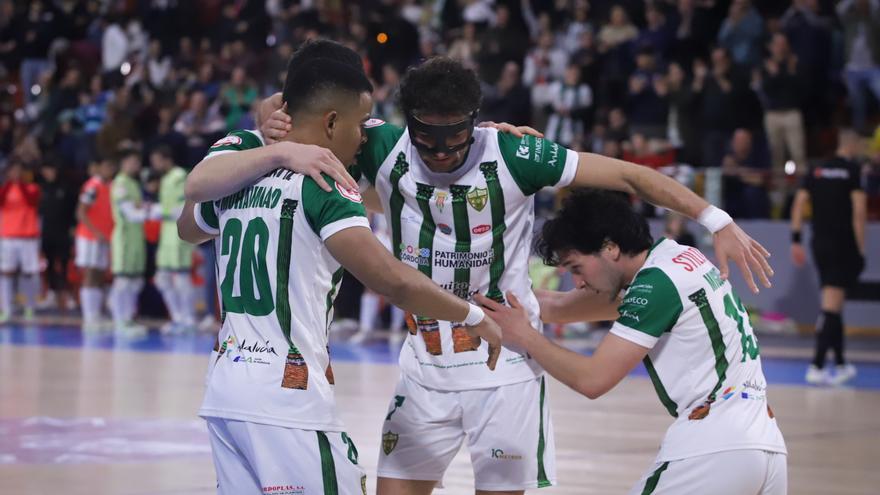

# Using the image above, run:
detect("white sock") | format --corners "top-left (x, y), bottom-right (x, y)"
top-left (0, 275), bottom-right (13, 315)
top-left (172, 273), bottom-right (195, 326)
top-left (125, 278), bottom-right (143, 322)
top-left (359, 292), bottom-right (380, 333)
top-left (80, 287), bottom-right (103, 324)
top-left (108, 279), bottom-right (127, 327)
top-left (21, 274), bottom-right (38, 310)
top-left (156, 271), bottom-right (181, 323)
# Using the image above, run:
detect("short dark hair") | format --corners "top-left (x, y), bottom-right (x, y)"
top-left (536, 189), bottom-right (653, 265)
top-left (288, 39), bottom-right (364, 74)
top-left (399, 57), bottom-right (482, 117)
top-left (282, 58), bottom-right (373, 116)
top-left (150, 144), bottom-right (174, 161)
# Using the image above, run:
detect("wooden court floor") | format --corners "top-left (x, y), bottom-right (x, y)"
top-left (2, 340), bottom-right (880, 494)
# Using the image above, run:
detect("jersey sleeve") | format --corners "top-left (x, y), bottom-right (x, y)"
top-left (193, 201), bottom-right (220, 236)
top-left (354, 119), bottom-right (405, 186)
top-left (204, 129), bottom-right (265, 159)
top-left (79, 181), bottom-right (98, 205)
top-left (610, 268), bottom-right (683, 349)
top-left (497, 131), bottom-right (579, 196)
top-left (301, 174), bottom-right (370, 241)
top-left (848, 163), bottom-right (863, 192)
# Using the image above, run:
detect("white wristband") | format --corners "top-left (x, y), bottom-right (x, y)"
top-left (463, 303), bottom-right (485, 326)
top-left (697, 205), bottom-right (733, 234)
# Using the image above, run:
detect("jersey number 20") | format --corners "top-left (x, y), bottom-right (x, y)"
top-left (723, 293), bottom-right (760, 362)
top-left (219, 218), bottom-right (275, 316)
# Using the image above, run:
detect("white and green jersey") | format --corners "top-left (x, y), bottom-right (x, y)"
top-left (610, 238), bottom-right (786, 462)
top-left (194, 129), bottom-right (370, 431)
top-left (356, 121), bottom-right (579, 390)
top-left (157, 166), bottom-right (193, 270)
top-left (110, 174), bottom-right (146, 276)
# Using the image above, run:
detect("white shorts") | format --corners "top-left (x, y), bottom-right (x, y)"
top-left (0, 238), bottom-right (39, 273)
top-left (75, 237), bottom-right (109, 270)
top-left (206, 417), bottom-right (366, 495)
top-left (377, 373), bottom-right (555, 491)
top-left (629, 450), bottom-right (787, 495)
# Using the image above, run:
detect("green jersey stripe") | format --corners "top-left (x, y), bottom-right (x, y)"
top-left (480, 161), bottom-right (506, 302)
top-left (689, 288), bottom-right (729, 402)
top-left (276, 199), bottom-right (299, 351)
top-left (641, 462), bottom-right (670, 495)
top-left (325, 268), bottom-right (344, 335)
top-left (450, 185), bottom-right (472, 296)
top-left (317, 431), bottom-right (339, 495)
top-left (643, 356), bottom-right (679, 417)
top-left (537, 377), bottom-right (551, 487)
top-left (389, 152), bottom-right (410, 259)
top-left (415, 183), bottom-right (437, 278)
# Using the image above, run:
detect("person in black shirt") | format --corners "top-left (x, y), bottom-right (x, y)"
top-left (791, 130), bottom-right (867, 386)
top-left (38, 161), bottom-right (77, 311)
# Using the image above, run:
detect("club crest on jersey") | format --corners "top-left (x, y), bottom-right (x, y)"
top-left (434, 191), bottom-right (448, 212)
top-left (467, 187), bottom-right (488, 211)
top-left (211, 135), bottom-right (242, 148)
top-left (335, 182), bottom-right (362, 203)
top-left (365, 118), bottom-right (385, 128)
top-left (382, 431), bottom-right (399, 455)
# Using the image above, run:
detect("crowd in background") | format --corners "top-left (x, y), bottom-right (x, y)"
top-left (0, 0), bottom-right (878, 321)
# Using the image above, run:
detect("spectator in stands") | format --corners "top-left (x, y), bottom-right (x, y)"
top-left (627, 45), bottom-right (669, 139)
top-left (38, 160), bottom-right (76, 311)
top-left (665, 61), bottom-right (700, 165)
top-left (781, 0), bottom-right (833, 134)
top-left (447, 23), bottom-right (480, 70)
top-left (693, 48), bottom-right (749, 168)
top-left (672, 0), bottom-right (724, 69)
top-left (220, 66), bottom-right (257, 132)
top-left (174, 91), bottom-right (225, 167)
top-left (523, 30), bottom-right (568, 115)
top-left (756, 32), bottom-right (806, 176)
top-left (721, 128), bottom-right (770, 218)
top-left (623, 133), bottom-right (676, 171)
top-left (545, 64), bottom-right (593, 148)
top-left (477, 4), bottom-right (529, 83)
top-left (634, 4), bottom-right (673, 61)
top-left (481, 61), bottom-right (532, 127)
top-left (597, 5), bottom-right (638, 54)
top-left (837, 0), bottom-right (880, 135)
top-left (791, 129), bottom-right (867, 386)
top-left (717, 0), bottom-right (764, 69)
top-left (145, 40), bottom-right (172, 91)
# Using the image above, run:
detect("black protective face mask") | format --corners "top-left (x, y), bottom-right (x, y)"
top-left (405, 111), bottom-right (477, 156)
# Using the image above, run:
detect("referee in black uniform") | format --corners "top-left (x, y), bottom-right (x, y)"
top-left (791, 130), bottom-right (867, 386)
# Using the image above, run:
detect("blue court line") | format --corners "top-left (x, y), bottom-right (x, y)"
top-left (2, 324), bottom-right (879, 390)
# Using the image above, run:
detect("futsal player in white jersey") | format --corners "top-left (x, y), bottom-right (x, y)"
top-left (480, 190), bottom-right (787, 495)
top-left (190, 53), bottom-right (775, 494)
top-left (178, 56), bottom-right (501, 495)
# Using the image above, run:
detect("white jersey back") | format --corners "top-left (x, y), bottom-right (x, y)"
top-left (195, 130), bottom-right (370, 431)
top-left (357, 122), bottom-right (578, 390)
top-left (610, 238), bottom-right (787, 461)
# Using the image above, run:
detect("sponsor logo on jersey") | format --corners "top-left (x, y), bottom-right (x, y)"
top-left (516, 136), bottom-right (531, 159)
top-left (262, 485), bottom-right (305, 495)
top-left (211, 135), bottom-right (242, 148)
top-left (237, 339), bottom-right (279, 356)
top-left (628, 283), bottom-right (654, 293)
top-left (471, 224), bottom-right (491, 235)
top-left (433, 248), bottom-right (495, 269)
top-left (441, 281), bottom-right (478, 299)
top-left (490, 448), bottom-right (523, 461)
top-left (399, 244), bottom-right (431, 266)
top-left (382, 431), bottom-right (399, 455)
top-left (620, 309), bottom-right (641, 322)
top-left (813, 167), bottom-right (849, 179)
top-left (438, 223), bottom-right (452, 235)
top-left (623, 296), bottom-right (648, 306)
top-left (365, 118), bottom-right (385, 128)
top-left (434, 191), bottom-right (448, 212)
top-left (547, 142), bottom-right (560, 167)
top-left (466, 187), bottom-right (488, 211)
top-left (335, 182), bottom-right (363, 203)
top-left (672, 247), bottom-right (708, 272)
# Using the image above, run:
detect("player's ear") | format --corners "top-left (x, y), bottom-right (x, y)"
top-left (324, 111), bottom-right (338, 139)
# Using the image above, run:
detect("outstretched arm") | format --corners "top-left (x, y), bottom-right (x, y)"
top-left (571, 153), bottom-right (773, 293)
top-left (326, 226), bottom-right (501, 369)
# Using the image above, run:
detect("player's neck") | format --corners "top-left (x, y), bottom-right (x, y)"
top-left (621, 250), bottom-right (650, 287)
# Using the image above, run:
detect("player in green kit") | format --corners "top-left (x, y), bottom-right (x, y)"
top-left (150, 145), bottom-right (196, 333)
top-left (189, 54), bottom-right (774, 494)
top-left (109, 148), bottom-right (149, 336)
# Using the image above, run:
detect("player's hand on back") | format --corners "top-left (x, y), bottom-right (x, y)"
top-left (271, 141), bottom-right (358, 193)
top-left (714, 222), bottom-right (773, 294)
top-left (465, 309), bottom-right (502, 371)
top-left (478, 121), bottom-right (544, 139)
top-left (262, 102), bottom-right (291, 144)
top-left (475, 292), bottom-right (535, 353)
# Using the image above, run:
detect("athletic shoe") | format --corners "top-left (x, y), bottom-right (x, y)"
top-left (349, 330), bottom-right (371, 344)
top-left (831, 364), bottom-right (857, 386)
top-left (37, 291), bottom-right (57, 310)
top-left (117, 322), bottom-right (148, 339)
top-left (805, 364), bottom-right (830, 385)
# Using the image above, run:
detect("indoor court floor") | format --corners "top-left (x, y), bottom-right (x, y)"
top-left (2, 322), bottom-right (879, 495)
